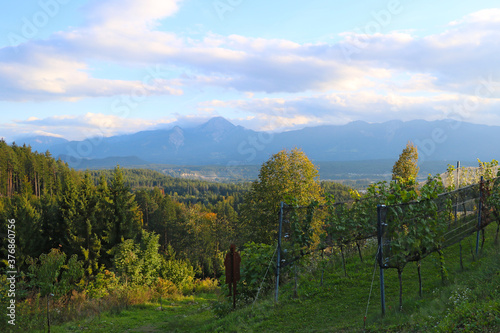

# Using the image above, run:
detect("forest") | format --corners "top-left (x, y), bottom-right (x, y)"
top-left (0, 141), bottom-right (352, 314)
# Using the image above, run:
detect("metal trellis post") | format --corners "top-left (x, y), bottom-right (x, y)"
top-left (377, 204), bottom-right (386, 316)
top-left (275, 201), bottom-right (284, 303)
top-left (476, 176), bottom-right (483, 255)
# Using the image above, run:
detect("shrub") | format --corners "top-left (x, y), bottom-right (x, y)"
top-left (160, 257), bottom-right (195, 293)
top-left (194, 278), bottom-right (219, 294)
top-left (238, 242), bottom-right (275, 302)
top-left (86, 269), bottom-right (120, 299)
top-left (154, 278), bottom-right (182, 300)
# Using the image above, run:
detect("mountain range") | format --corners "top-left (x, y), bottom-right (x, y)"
top-left (16, 117), bottom-right (500, 172)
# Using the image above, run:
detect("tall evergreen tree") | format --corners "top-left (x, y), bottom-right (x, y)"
top-left (109, 166), bottom-right (142, 248)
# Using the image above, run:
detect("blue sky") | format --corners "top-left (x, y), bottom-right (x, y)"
top-left (1, 0), bottom-right (500, 141)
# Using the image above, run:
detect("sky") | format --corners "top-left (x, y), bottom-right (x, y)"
top-left (1, 0), bottom-right (500, 141)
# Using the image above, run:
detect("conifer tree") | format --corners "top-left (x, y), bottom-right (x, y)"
top-left (109, 166), bottom-right (142, 248)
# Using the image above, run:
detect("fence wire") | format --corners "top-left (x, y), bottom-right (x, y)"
top-left (379, 178), bottom-right (499, 268)
top-left (277, 177), bottom-right (500, 270)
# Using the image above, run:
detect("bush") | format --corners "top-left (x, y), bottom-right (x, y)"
top-left (194, 278), bottom-right (219, 294)
top-left (154, 278), bottom-right (182, 300)
top-left (26, 248), bottom-right (84, 297)
top-left (160, 257), bottom-right (195, 293)
top-left (238, 242), bottom-right (275, 302)
top-left (86, 269), bottom-right (120, 299)
top-left (436, 299), bottom-right (500, 332)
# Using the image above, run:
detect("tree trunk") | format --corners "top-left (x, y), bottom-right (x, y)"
top-left (417, 261), bottom-right (422, 297)
top-left (340, 244), bottom-right (347, 277)
top-left (397, 267), bottom-right (403, 311)
top-left (356, 241), bottom-right (363, 263)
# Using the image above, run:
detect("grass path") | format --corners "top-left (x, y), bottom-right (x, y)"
top-left (52, 294), bottom-right (217, 333)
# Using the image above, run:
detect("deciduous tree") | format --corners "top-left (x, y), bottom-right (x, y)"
top-left (241, 148), bottom-right (323, 244)
top-left (392, 141), bottom-right (419, 182)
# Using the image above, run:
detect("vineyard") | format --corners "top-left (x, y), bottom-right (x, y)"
top-left (276, 162), bottom-right (500, 313)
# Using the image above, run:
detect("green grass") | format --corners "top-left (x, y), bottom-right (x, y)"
top-left (48, 294), bottom-right (217, 333)
top-left (47, 225), bottom-right (500, 332)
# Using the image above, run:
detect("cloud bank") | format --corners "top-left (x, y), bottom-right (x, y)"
top-left (1, 1), bottom-right (499, 139)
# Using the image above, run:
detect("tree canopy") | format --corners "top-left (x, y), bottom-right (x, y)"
top-left (392, 141), bottom-right (419, 181)
top-left (240, 148), bottom-right (323, 244)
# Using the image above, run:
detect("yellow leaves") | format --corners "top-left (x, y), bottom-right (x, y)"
top-left (349, 189), bottom-right (361, 200)
top-left (403, 224), bottom-right (409, 236)
top-left (201, 212), bottom-right (217, 221)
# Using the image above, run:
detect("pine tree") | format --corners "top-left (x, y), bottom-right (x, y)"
top-left (109, 166), bottom-right (142, 248)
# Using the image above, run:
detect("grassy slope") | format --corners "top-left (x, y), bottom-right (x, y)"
top-left (50, 294), bottom-right (217, 333)
top-left (51, 225), bottom-right (500, 332)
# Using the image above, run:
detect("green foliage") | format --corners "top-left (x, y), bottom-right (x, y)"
top-left (478, 158), bottom-right (499, 181)
top-left (392, 141), bottom-right (419, 181)
top-left (109, 166), bottom-right (143, 248)
top-left (112, 239), bottom-right (142, 285)
top-left (160, 256), bottom-right (195, 293)
top-left (86, 269), bottom-right (120, 299)
top-left (287, 199), bottom-right (317, 251)
top-left (153, 277), bottom-right (182, 299)
top-left (320, 181), bottom-right (352, 202)
top-left (436, 299), bottom-right (500, 332)
top-left (26, 248), bottom-right (84, 297)
top-left (2, 141), bottom-right (499, 331)
top-left (138, 229), bottom-right (162, 286)
top-left (237, 242), bottom-right (275, 301)
top-left (91, 167), bottom-right (250, 207)
top-left (112, 229), bottom-right (163, 287)
top-left (241, 148), bottom-right (323, 244)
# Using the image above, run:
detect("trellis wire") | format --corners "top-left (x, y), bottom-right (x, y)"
top-left (274, 176), bottom-right (499, 313)
top-left (252, 244), bottom-right (278, 308)
top-left (364, 246), bottom-right (380, 328)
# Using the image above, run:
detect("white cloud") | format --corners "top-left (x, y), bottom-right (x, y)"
top-left (12, 113), bottom-right (176, 140)
top-left (200, 88), bottom-right (500, 131)
top-left (1, 3), bottom-right (500, 132)
top-left (82, 0), bottom-right (182, 32)
top-left (32, 130), bottom-right (64, 138)
top-left (0, 48), bottom-right (183, 101)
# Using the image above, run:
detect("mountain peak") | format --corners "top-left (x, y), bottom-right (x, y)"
top-left (198, 117), bottom-right (235, 131)
top-left (196, 117), bottom-right (236, 143)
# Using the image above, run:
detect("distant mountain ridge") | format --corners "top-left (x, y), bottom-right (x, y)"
top-left (16, 117), bottom-right (500, 169)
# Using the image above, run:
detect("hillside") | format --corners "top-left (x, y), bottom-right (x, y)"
top-left (50, 224), bottom-right (500, 332)
top-left (15, 118), bottom-right (500, 169)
